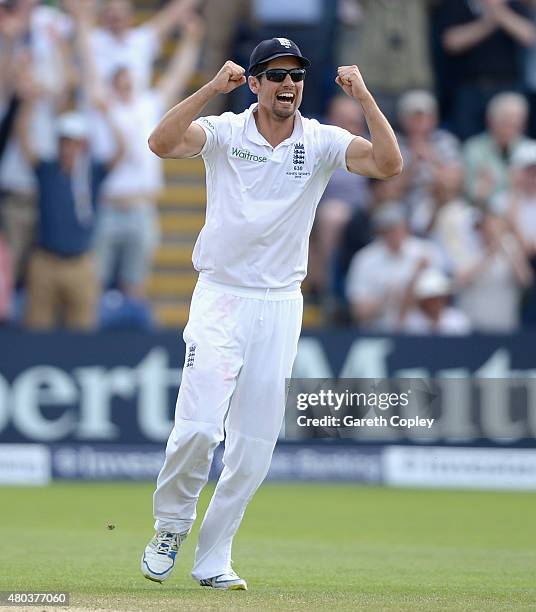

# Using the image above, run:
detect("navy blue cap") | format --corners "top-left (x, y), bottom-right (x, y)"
top-left (248, 38), bottom-right (310, 74)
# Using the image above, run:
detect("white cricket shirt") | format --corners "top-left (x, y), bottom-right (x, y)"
top-left (90, 26), bottom-right (160, 92)
top-left (193, 104), bottom-right (355, 288)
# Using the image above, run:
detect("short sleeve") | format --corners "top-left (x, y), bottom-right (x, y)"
top-left (317, 123), bottom-right (356, 172)
top-left (192, 113), bottom-right (232, 158)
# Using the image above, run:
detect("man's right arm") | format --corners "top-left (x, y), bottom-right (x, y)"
top-left (148, 60), bottom-right (246, 159)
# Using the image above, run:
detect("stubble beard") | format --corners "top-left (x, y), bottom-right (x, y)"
top-left (272, 103), bottom-right (296, 120)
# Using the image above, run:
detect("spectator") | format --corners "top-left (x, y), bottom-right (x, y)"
top-left (503, 140), bottom-right (536, 256)
top-left (17, 10), bottom-right (126, 330)
top-left (201, 0), bottom-right (252, 115)
top-left (338, 0), bottom-right (434, 125)
top-left (455, 209), bottom-right (532, 332)
top-left (346, 201), bottom-right (443, 331)
top-left (463, 92), bottom-right (530, 204)
top-left (92, 16), bottom-right (204, 298)
top-left (0, 0), bottom-right (74, 283)
top-left (308, 95), bottom-right (370, 299)
top-left (426, 162), bottom-right (475, 270)
top-left (88, 0), bottom-right (200, 91)
top-left (19, 109), bottom-right (124, 330)
top-left (495, 140), bottom-right (536, 323)
top-left (440, 0), bottom-right (535, 140)
top-left (396, 89), bottom-right (461, 233)
top-left (401, 267), bottom-right (471, 335)
top-left (331, 173), bottom-right (408, 322)
top-left (0, 42), bottom-right (25, 324)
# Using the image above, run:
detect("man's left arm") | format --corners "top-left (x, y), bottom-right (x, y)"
top-left (336, 65), bottom-right (403, 179)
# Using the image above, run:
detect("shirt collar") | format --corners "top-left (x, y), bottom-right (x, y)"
top-left (245, 103), bottom-right (304, 148)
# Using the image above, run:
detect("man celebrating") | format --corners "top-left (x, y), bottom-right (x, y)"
top-left (141, 38), bottom-right (402, 590)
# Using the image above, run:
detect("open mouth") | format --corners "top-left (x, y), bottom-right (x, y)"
top-left (276, 92), bottom-right (295, 105)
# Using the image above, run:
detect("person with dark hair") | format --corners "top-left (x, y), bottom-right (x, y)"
top-left (141, 37), bottom-right (402, 590)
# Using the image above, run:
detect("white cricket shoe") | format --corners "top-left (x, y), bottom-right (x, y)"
top-left (199, 570), bottom-right (248, 590)
top-left (141, 530), bottom-right (188, 583)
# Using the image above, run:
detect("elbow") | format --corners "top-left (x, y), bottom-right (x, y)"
top-left (379, 155), bottom-right (404, 179)
top-left (391, 155), bottom-right (404, 177)
top-left (148, 133), bottom-right (169, 158)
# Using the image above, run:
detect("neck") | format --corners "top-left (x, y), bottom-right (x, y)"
top-left (253, 106), bottom-right (295, 148)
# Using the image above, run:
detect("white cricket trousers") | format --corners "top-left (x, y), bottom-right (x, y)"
top-left (153, 277), bottom-right (303, 580)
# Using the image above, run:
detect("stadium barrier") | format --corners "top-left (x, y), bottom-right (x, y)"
top-left (1, 329), bottom-right (535, 488)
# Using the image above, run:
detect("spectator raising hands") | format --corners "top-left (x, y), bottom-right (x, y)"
top-left (90, 12), bottom-right (205, 298)
top-left (16, 11), bottom-right (125, 330)
top-left (82, 0), bottom-right (202, 91)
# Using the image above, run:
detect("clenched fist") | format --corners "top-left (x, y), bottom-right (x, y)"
top-left (335, 65), bottom-right (369, 101)
top-left (209, 61), bottom-right (247, 95)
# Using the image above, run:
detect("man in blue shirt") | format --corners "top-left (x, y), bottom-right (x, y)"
top-left (19, 110), bottom-right (124, 329)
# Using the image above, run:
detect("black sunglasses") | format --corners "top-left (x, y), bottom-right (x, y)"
top-left (256, 68), bottom-right (306, 83)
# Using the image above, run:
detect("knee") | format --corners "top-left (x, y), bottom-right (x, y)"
top-left (224, 436), bottom-right (275, 482)
top-left (174, 418), bottom-right (223, 449)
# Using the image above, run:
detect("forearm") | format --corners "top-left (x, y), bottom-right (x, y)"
top-left (76, 20), bottom-right (105, 106)
top-left (0, 43), bottom-right (15, 99)
top-left (159, 31), bottom-right (203, 108)
top-left (493, 6), bottom-right (536, 47)
top-left (455, 257), bottom-right (488, 286)
top-left (358, 92), bottom-right (403, 177)
top-left (442, 18), bottom-right (495, 54)
top-left (500, 239), bottom-right (533, 286)
top-left (149, 83), bottom-right (217, 156)
top-left (104, 114), bottom-right (126, 169)
top-left (149, 0), bottom-right (201, 41)
top-left (54, 37), bottom-right (80, 111)
top-left (352, 298), bottom-right (385, 323)
top-left (16, 100), bottom-right (35, 165)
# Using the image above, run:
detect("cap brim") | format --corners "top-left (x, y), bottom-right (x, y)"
top-left (249, 52), bottom-right (310, 72)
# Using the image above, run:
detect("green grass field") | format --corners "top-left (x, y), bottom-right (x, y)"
top-left (1, 483), bottom-right (535, 611)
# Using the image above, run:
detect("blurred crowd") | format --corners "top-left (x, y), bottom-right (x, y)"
top-left (2, 0), bottom-right (536, 336)
top-left (0, 0), bottom-right (203, 330)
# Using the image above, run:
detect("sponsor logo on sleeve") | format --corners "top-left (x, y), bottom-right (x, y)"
top-left (200, 118), bottom-right (216, 132)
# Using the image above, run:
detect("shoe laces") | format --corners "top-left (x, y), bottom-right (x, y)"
top-left (154, 531), bottom-right (187, 555)
top-left (216, 570), bottom-right (240, 581)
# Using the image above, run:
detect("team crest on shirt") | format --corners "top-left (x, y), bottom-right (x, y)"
top-left (287, 142), bottom-right (310, 179)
